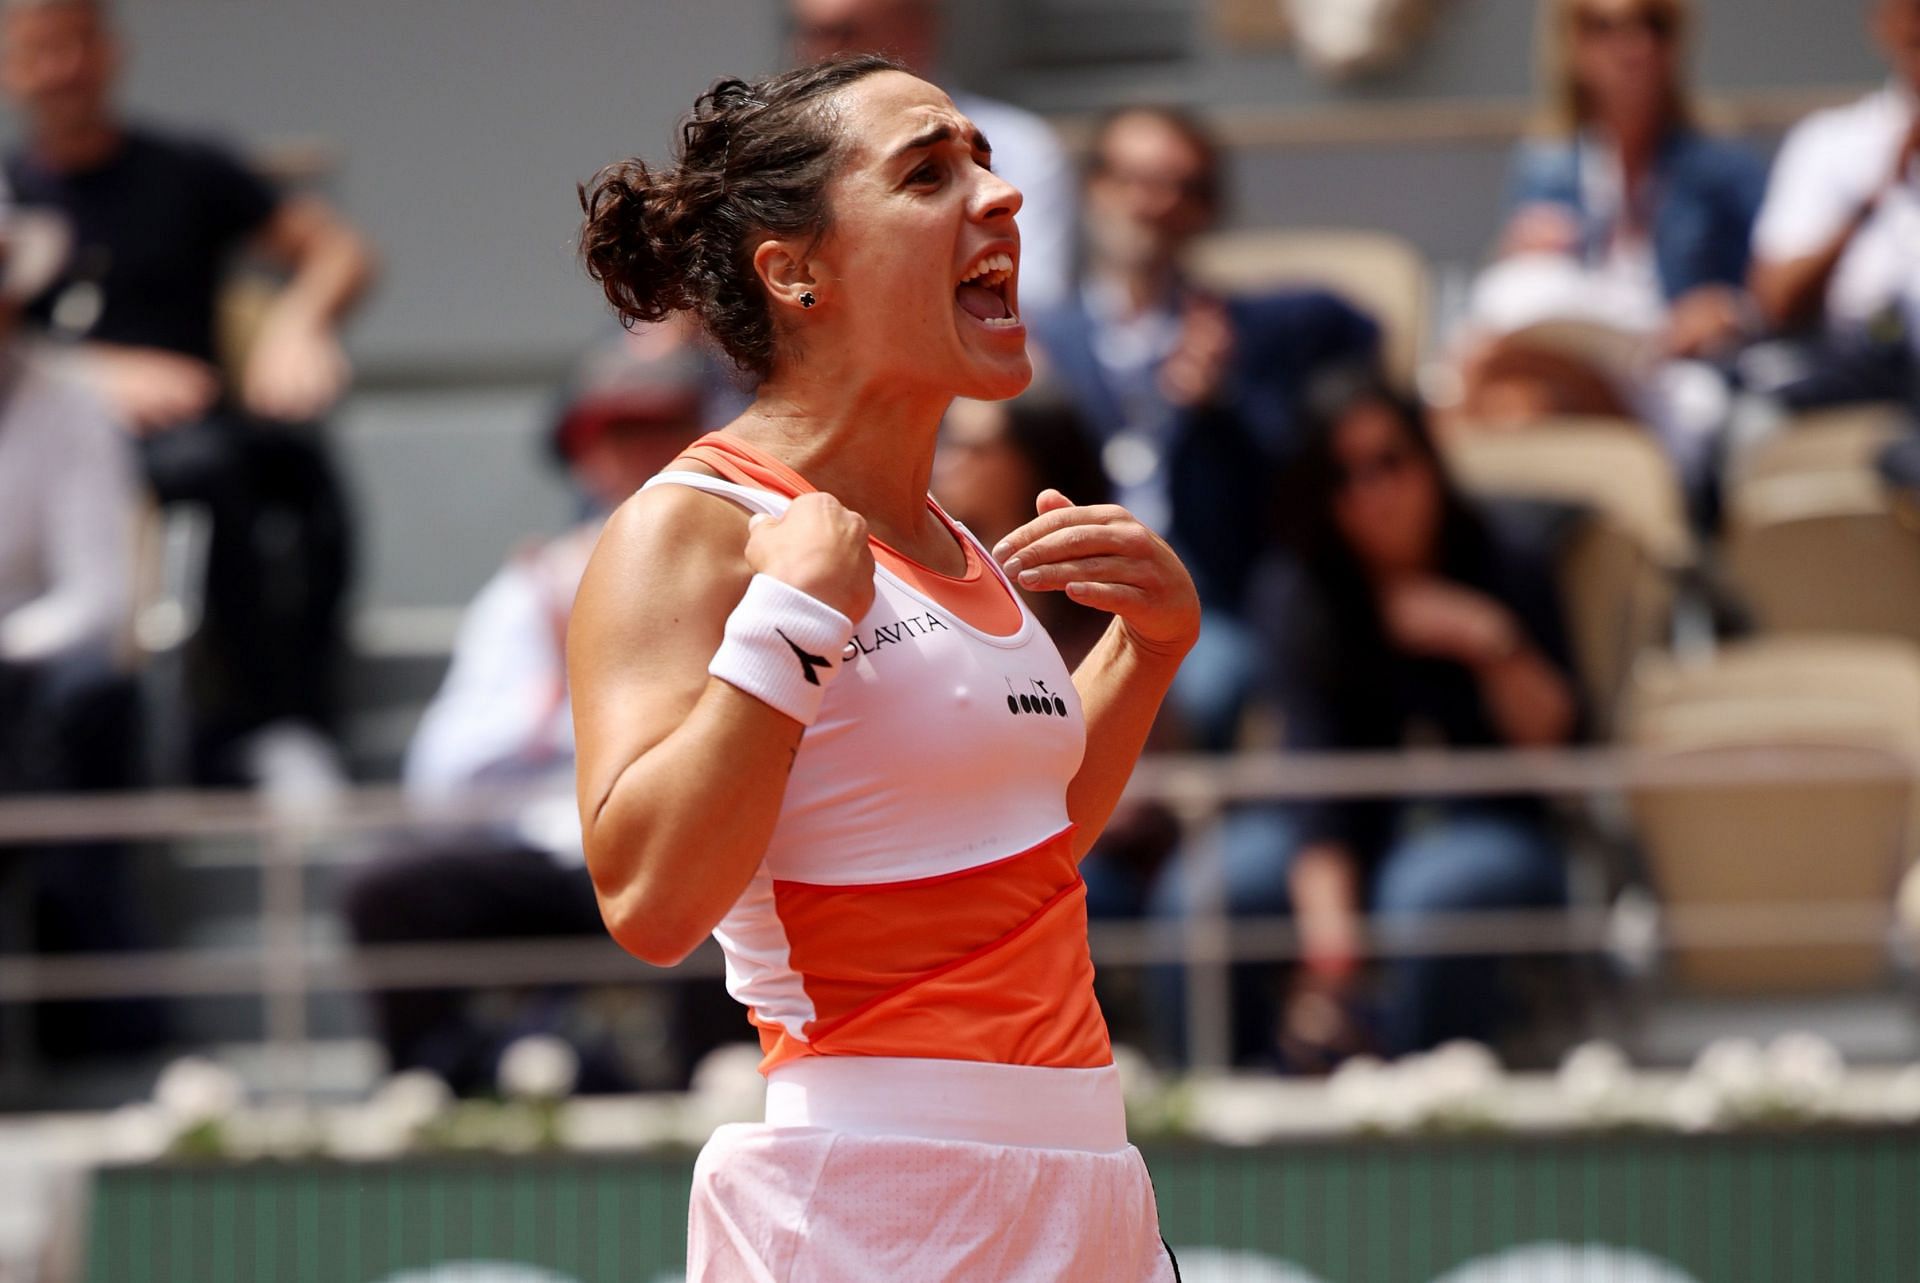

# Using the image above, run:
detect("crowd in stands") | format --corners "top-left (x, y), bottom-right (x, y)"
top-left (4, 0), bottom-right (1920, 1095)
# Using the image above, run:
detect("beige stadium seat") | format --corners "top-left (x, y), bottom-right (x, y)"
top-left (1622, 637), bottom-right (1920, 992)
top-left (1444, 423), bottom-right (1691, 732)
top-left (1724, 406), bottom-right (1920, 645)
top-left (1183, 228), bottom-right (1430, 390)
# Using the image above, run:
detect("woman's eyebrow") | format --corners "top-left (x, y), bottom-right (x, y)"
top-left (889, 123), bottom-right (993, 163)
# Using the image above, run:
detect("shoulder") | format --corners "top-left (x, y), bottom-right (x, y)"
top-left (1775, 91), bottom-right (1894, 167)
top-left (596, 479), bottom-right (750, 571)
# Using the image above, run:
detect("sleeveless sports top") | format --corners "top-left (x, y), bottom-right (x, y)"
top-left (640, 432), bottom-right (1113, 1074)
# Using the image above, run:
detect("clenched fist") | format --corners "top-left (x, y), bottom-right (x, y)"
top-left (744, 491), bottom-right (877, 623)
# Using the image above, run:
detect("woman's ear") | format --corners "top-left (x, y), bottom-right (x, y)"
top-left (752, 237), bottom-right (820, 314)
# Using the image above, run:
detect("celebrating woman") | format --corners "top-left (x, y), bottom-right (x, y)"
top-left (569, 54), bottom-right (1196, 1280)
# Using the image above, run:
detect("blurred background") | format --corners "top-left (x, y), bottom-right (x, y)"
top-left (5, 0), bottom-right (1920, 1279)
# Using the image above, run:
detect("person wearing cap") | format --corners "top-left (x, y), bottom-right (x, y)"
top-left (0, 0), bottom-right (376, 789)
top-left (341, 324), bottom-right (726, 1095)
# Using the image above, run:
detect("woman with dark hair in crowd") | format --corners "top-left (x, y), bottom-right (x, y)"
top-left (1149, 372), bottom-right (1578, 1068)
top-left (569, 53), bottom-right (1194, 1280)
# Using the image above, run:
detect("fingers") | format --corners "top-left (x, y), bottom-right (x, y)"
top-left (1012, 555), bottom-right (1152, 593)
top-left (1034, 488), bottom-right (1073, 515)
top-left (992, 502), bottom-right (1135, 566)
top-left (1001, 520), bottom-right (1157, 575)
top-left (748, 512), bottom-right (775, 532)
top-left (1059, 580), bottom-right (1150, 613)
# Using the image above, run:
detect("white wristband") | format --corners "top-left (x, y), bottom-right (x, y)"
top-left (709, 574), bottom-right (855, 727)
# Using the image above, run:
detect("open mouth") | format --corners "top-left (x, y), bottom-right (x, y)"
top-left (954, 251), bottom-right (1020, 330)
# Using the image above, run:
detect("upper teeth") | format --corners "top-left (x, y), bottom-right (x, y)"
top-left (960, 252), bottom-right (1014, 286)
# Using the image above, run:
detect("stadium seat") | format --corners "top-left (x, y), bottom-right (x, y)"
top-left (1724, 406), bottom-right (1920, 646)
top-left (1444, 422), bottom-right (1691, 733)
top-left (1183, 227), bottom-right (1430, 390)
top-left (1621, 636), bottom-right (1920, 993)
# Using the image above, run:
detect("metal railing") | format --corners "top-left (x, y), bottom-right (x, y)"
top-left (2, 744), bottom-right (1917, 1100)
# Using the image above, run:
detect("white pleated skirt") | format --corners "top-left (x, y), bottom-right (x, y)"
top-left (686, 1057), bottom-right (1177, 1282)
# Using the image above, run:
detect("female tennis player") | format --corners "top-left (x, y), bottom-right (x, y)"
top-left (570, 53), bottom-right (1197, 1281)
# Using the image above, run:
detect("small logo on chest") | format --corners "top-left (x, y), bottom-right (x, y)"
top-left (1008, 678), bottom-right (1070, 718)
top-left (842, 611), bottom-right (952, 660)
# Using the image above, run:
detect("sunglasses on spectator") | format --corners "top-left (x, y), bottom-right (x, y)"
top-left (1333, 444), bottom-right (1421, 492)
top-left (1573, 6), bottom-right (1676, 40)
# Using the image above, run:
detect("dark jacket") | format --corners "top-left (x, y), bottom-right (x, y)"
top-left (1504, 129), bottom-right (1767, 301)
top-left (1028, 286), bottom-right (1379, 614)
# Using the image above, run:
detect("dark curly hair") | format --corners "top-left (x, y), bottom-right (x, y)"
top-left (578, 53), bottom-right (905, 379)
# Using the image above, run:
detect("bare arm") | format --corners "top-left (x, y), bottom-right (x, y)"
top-left (1472, 632), bottom-right (1578, 748)
top-left (569, 485), bottom-right (873, 966)
top-left (1287, 841), bottom-right (1364, 978)
top-left (1748, 205), bottom-right (1874, 334)
top-left (241, 196), bottom-right (379, 421)
top-left (1379, 577), bottom-right (1576, 749)
top-left (1750, 116), bottom-right (1920, 334)
top-left (252, 195), bottom-right (378, 329)
top-left (994, 490), bottom-right (1200, 858)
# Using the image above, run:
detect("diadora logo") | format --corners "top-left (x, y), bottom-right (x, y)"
top-left (842, 612), bottom-right (952, 660)
top-left (775, 628), bottom-right (832, 687)
top-left (1007, 678), bottom-right (1069, 718)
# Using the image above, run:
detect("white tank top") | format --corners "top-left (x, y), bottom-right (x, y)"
top-left (638, 471), bottom-right (1109, 1072)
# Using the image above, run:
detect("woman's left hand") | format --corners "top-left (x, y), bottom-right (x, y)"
top-left (993, 490), bottom-right (1201, 657)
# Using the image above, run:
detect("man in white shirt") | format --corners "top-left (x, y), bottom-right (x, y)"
top-left (788, 0), bottom-right (1076, 311)
top-left (0, 203), bottom-right (138, 793)
top-left (342, 324), bottom-right (724, 1095)
top-left (1750, 0), bottom-right (1920, 348)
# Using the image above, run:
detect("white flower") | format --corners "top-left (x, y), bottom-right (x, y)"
top-left (497, 1036), bottom-right (579, 1101)
top-left (152, 1056), bottom-right (245, 1125)
top-left (101, 1103), bottom-right (177, 1162)
top-left (1765, 1032), bottom-right (1843, 1110)
top-left (1668, 1079), bottom-right (1722, 1133)
top-left (326, 1109), bottom-right (412, 1161)
top-left (1109, 1043), bottom-right (1162, 1107)
top-left (1691, 1039), bottom-right (1766, 1106)
top-left (1422, 1041), bottom-right (1502, 1111)
top-left (1558, 1041), bottom-right (1631, 1115)
top-left (373, 1070), bottom-right (453, 1131)
top-left (685, 1043), bottom-right (767, 1138)
top-left (1884, 1065), bottom-right (1920, 1123)
top-left (1328, 1055), bottom-right (1392, 1127)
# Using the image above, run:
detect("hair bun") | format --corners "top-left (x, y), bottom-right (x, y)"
top-left (578, 159), bottom-right (697, 328)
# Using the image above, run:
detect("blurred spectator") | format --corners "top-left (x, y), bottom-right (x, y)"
top-left (343, 324), bottom-right (724, 1095)
top-left (788, 0), bottom-right (1075, 310)
top-left (1454, 0), bottom-right (1765, 485)
top-left (935, 392), bottom-right (1113, 665)
top-left (0, 199), bottom-right (164, 1062)
top-left (1748, 0), bottom-right (1920, 405)
top-left (1144, 373), bottom-right (1578, 1068)
top-left (1027, 105), bottom-right (1379, 747)
top-left (0, 0), bottom-right (377, 789)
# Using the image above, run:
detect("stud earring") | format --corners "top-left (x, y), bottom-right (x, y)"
top-left (799, 291), bottom-right (816, 309)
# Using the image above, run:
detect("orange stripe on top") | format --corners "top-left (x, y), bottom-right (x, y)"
top-left (756, 826), bottom-right (1112, 1073)
top-left (675, 430), bottom-right (1024, 637)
